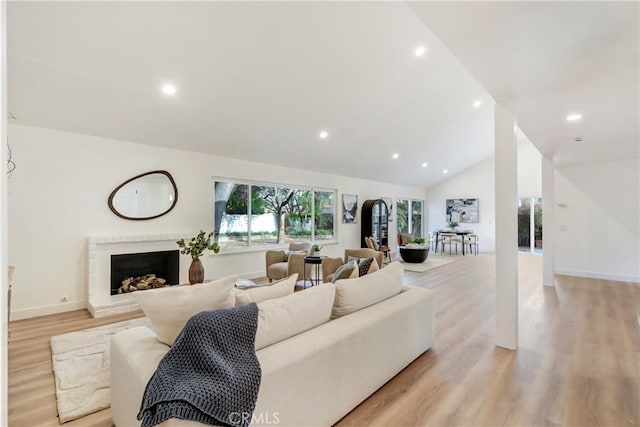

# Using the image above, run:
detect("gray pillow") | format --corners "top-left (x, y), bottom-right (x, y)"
top-left (282, 250), bottom-right (293, 262)
top-left (332, 261), bottom-right (357, 283)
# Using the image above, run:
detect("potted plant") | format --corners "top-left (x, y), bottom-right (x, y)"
top-left (448, 221), bottom-right (459, 231)
top-left (310, 244), bottom-right (323, 257)
top-left (176, 231), bottom-right (220, 284)
top-left (410, 237), bottom-right (427, 246)
top-left (405, 237), bottom-right (428, 249)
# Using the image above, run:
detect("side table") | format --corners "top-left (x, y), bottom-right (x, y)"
top-left (303, 256), bottom-right (323, 288)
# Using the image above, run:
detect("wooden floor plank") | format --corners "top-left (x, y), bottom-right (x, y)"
top-left (8, 254), bottom-right (640, 426)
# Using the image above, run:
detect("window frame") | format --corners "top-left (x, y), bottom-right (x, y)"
top-left (396, 197), bottom-right (424, 237)
top-left (213, 177), bottom-right (338, 253)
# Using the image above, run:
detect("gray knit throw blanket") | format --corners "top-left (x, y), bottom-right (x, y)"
top-left (137, 303), bottom-right (261, 427)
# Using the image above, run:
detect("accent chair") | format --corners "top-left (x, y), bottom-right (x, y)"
top-left (265, 242), bottom-right (312, 282)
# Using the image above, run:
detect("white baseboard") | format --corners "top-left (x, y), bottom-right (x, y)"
top-left (555, 269), bottom-right (640, 284)
top-left (10, 300), bottom-right (86, 321)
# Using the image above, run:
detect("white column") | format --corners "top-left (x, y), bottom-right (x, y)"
top-left (542, 156), bottom-right (555, 287)
top-left (0, 1), bottom-right (8, 424)
top-left (495, 104), bottom-right (518, 350)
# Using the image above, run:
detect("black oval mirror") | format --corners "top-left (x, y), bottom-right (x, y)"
top-left (108, 170), bottom-right (178, 220)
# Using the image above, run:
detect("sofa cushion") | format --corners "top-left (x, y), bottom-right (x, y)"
top-left (255, 283), bottom-right (336, 350)
top-left (234, 274), bottom-right (297, 306)
top-left (331, 261), bottom-right (403, 319)
top-left (133, 275), bottom-right (237, 346)
top-left (331, 261), bottom-right (358, 283)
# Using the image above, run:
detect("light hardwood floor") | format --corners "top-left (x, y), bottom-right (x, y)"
top-left (7, 254), bottom-right (640, 426)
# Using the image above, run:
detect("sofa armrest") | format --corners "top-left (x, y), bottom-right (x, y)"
top-left (111, 326), bottom-right (170, 427)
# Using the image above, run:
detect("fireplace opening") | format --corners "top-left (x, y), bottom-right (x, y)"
top-left (110, 250), bottom-right (179, 295)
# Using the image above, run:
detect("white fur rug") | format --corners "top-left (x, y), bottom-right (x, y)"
top-left (401, 255), bottom-right (456, 273)
top-left (50, 317), bottom-right (151, 423)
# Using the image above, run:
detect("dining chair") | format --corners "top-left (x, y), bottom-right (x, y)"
top-left (440, 233), bottom-right (459, 255)
top-left (463, 234), bottom-right (479, 255)
top-left (428, 231), bottom-right (437, 252)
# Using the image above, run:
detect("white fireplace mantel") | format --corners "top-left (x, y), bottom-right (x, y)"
top-left (87, 233), bottom-right (189, 317)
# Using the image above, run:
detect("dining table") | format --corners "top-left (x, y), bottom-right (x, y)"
top-left (433, 229), bottom-right (474, 255)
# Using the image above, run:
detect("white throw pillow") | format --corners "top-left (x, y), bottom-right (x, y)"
top-left (234, 274), bottom-right (297, 306)
top-left (133, 275), bottom-right (237, 346)
top-left (331, 261), bottom-right (403, 319)
top-left (255, 283), bottom-right (336, 350)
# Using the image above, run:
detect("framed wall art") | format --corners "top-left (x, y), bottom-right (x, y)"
top-left (342, 194), bottom-right (358, 223)
top-left (446, 198), bottom-right (479, 223)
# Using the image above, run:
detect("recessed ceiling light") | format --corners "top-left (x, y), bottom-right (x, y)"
top-left (162, 84), bottom-right (176, 95)
top-left (319, 130), bottom-right (329, 139)
top-left (473, 100), bottom-right (482, 108)
top-left (414, 45), bottom-right (427, 57)
top-left (422, 162), bottom-right (428, 168)
top-left (392, 153), bottom-right (400, 159)
top-left (566, 113), bottom-right (582, 121)
top-left (442, 169), bottom-right (449, 174)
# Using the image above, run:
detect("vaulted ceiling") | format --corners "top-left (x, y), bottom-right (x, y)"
top-left (410, 1), bottom-right (639, 166)
top-left (7, 2), bottom-right (638, 188)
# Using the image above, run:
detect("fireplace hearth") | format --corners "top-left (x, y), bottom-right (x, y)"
top-left (88, 233), bottom-right (189, 317)
top-left (110, 250), bottom-right (179, 295)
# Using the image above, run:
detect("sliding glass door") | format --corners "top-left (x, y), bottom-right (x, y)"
top-left (518, 197), bottom-right (542, 253)
top-left (397, 198), bottom-right (424, 238)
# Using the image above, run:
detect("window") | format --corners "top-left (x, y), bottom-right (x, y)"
top-left (213, 179), bottom-right (337, 250)
top-left (397, 198), bottom-right (424, 237)
top-left (314, 191), bottom-right (335, 241)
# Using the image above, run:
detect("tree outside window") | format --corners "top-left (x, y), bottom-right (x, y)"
top-left (213, 180), bottom-right (336, 249)
top-left (396, 198), bottom-right (423, 238)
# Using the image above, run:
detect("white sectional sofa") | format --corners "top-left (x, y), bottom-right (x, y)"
top-left (111, 268), bottom-right (434, 427)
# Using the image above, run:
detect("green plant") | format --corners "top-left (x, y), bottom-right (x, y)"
top-left (448, 221), bottom-right (459, 229)
top-left (411, 237), bottom-right (426, 245)
top-left (311, 244), bottom-right (323, 252)
top-left (176, 230), bottom-right (220, 260)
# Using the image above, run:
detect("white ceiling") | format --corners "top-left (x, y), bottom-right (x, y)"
top-left (7, 1), bottom-right (494, 188)
top-left (8, 2), bottom-right (638, 189)
top-left (409, 1), bottom-right (639, 166)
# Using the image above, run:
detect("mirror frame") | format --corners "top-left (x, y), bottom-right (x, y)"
top-left (108, 170), bottom-right (178, 221)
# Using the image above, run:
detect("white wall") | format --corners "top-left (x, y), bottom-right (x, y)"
top-left (554, 158), bottom-right (640, 283)
top-left (425, 136), bottom-right (543, 254)
top-left (8, 124), bottom-right (426, 319)
top-left (517, 137), bottom-right (542, 197)
top-left (426, 157), bottom-right (496, 252)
